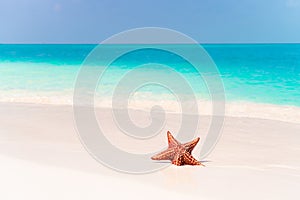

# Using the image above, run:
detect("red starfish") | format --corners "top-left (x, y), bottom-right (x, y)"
top-left (151, 131), bottom-right (204, 166)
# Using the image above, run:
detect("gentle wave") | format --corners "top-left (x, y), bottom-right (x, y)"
top-left (0, 91), bottom-right (299, 124)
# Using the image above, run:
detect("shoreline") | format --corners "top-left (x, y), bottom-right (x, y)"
top-left (0, 100), bottom-right (299, 124)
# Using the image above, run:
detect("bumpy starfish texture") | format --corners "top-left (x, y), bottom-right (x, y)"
top-left (151, 131), bottom-right (204, 166)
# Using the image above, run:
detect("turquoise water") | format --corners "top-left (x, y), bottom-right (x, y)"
top-left (0, 44), bottom-right (299, 107)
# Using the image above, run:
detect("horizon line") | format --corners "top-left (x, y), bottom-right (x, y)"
top-left (1, 42), bottom-right (300, 45)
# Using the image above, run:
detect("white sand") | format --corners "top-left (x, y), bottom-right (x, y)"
top-left (0, 103), bottom-right (299, 200)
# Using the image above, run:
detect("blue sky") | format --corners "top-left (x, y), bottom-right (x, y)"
top-left (1, 0), bottom-right (300, 43)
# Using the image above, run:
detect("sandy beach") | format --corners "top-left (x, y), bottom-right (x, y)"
top-left (2, 0), bottom-right (300, 199)
top-left (0, 102), bottom-right (299, 200)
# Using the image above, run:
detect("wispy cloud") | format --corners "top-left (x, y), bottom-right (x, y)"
top-left (53, 3), bottom-right (62, 12)
top-left (286, 0), bottom-right (300, 8)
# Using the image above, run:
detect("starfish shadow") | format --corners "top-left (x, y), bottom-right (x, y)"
top-left (200, 160), bottom-right (212, 163)
top-left (152, 160), bottom-right (212, 164)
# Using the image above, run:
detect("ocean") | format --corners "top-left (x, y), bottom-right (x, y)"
top-left (0, 44), bottom-right (299, 108)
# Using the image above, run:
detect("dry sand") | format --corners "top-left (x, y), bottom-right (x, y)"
top-left (0, 103), bottom-right (299, 200)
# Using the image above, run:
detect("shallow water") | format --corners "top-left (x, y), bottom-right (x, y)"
top-left (0, 44), bottom-right (299, 107)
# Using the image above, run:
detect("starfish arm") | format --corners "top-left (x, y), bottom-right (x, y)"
top-left (167, 131), bottom-right (180, 147)
top-left (183, 152), bottom-right (202, 166)
top-left (183, 137), bottom-right (200, 153)
top-left (151, 148), bottom-right (176, 161)
top-left (172, 153), bottom-right (184, 166)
